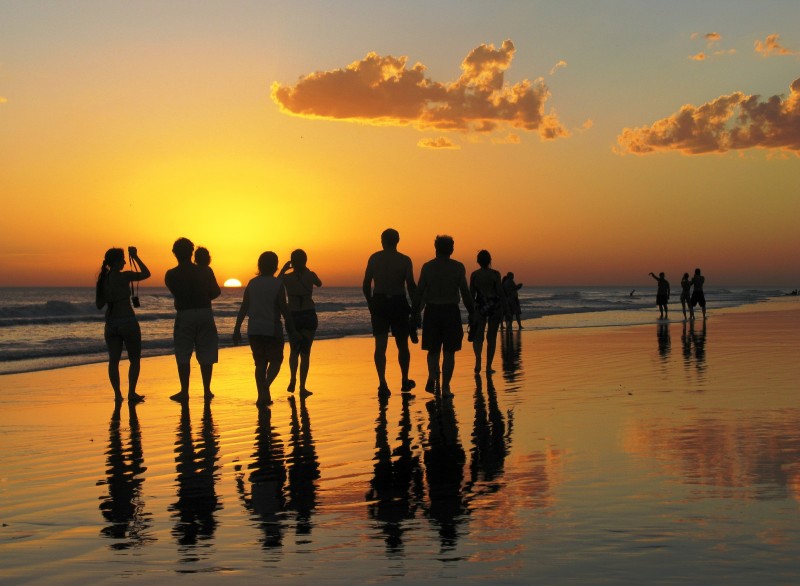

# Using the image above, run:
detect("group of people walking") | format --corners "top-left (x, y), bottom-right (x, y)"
top-left (95, 230), bottom-right (522, 405)
top-left (648, 268), bottom-right (706, 321)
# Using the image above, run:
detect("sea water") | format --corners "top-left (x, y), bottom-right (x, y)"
top-left (0, 285), bottom-right (786, 375)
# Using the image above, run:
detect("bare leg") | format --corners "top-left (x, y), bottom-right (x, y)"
top-left (486, 319), bottom-right (500, 373)
top-left (374, 334), bottom-right (389, 391)
top-left (299, 351), bottom-right (311, 394)
top-left (287, 344), bottom-right (299, 391)
top-left (441, 351), bottom-right (456, 396)
top-left (170, 362), bottom-right (191, 401)
top-left (394, 335), bottom-right (412, 389)
top-left (426, 349), bottom-right (441, 393)
top-left (107, 336), bottom-right (124, 401)
top-left (200, 363), bottom-right (214, 398)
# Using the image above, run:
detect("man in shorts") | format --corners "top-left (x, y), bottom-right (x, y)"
top-left (363, 228), bottom-right (417, 396)
top-left (411, 235), bottom-right (474, 398)
top-left (165, 237), bottom-right (221, 402)
top-left (690, 267), bottom-right (706, 320)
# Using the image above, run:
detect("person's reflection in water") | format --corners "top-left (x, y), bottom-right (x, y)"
top-left (99, 402), bottom-right (153, 548)
top-left (423, 397), bottom-right (468, 552)
top-left (691, 318), bottom-right (707, 375)
top-left (657, 321), bottom-right (671, 361)
top-left (169, 401), bottom-right (221, 561)
top-left (468, 374), bottom-right (513, 494)
top-left (500, 329), bottom-right (523, 386)
top-left (681, 320), bottom-right (693, 366)
top-left (287, 395), bottom-right (319, 540)
top-left (367, 393), bottom-right (424, 553)
top-left (236, 407), bottom-right (287, 550)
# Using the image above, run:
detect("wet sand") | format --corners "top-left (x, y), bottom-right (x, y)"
top-left (1, 298), bottom-right (799, 584)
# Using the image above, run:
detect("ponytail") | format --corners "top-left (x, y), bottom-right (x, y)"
top-left (96, 248), bottom-right (124, 310)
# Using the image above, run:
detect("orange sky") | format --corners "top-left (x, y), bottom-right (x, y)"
top-left (1, 3), bottom-right (798, 288)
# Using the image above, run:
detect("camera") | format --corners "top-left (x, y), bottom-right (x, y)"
top-left (132, 296), bottom-right (140, 308)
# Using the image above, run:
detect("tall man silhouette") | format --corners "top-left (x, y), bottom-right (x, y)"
top-left (363, 229), bottom-right (417, 396)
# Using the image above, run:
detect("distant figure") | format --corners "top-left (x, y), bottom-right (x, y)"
top-left (469, 250), bottom-right (505, 374)
top-left (411, 235), bottom-right (475, 398)
top-left (629, 289), bottom-right (635, 297)
top-left (648, 271), bottom-right (670, 319)
top-left (679, 272), bottom-right (692, 320)
top-left (690, 268), bottom-right (706, 320)
top-left (279, 249), bottom-right (321, 397)
top-left (233, 252), bottom-right (297, 407)
top-left (165, 237), bottom-right (221, 402)
top-left (501, 272), bottom-right (523, 329)
top-left (363, 228), bottom-right (417, 396)
top-left (96, 247), bottom-right (151, 402)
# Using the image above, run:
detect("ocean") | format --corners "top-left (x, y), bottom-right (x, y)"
top-left (0, 285), bottom-right (786, 375)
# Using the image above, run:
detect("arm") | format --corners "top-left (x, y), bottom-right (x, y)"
top-left (232, 288), bottom-right (250, 345)
top-left (277, 283), bottom-right (297, 338)
top-left (362, 265), bottom-right (373, 306)
top-left (127, 248), bottom-right (151, 281)
top-left (410, 265), bottom-right (425, 316)
top-left (279, 261), bottom-right (292, 278)
top-left (208, 268), bottom-right (221, 300)
top-left (459, 272), bottom-right (475, 316)
top-left (310, 270), bottom-right (322, 288)
top-left (404, 258), bottom-right (417, 300)
top-left (649, 272), bottom-right (657, 282)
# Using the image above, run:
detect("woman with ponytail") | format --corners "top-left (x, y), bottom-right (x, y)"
top-left (96, 246), bottom-right (151, 402)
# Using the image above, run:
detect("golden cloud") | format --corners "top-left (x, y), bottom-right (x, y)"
top-left (271, 40), bottom-right (567, 141)
top-left (617, 77), bottom-right (800, 155)
top-left (689, 52), bottom-right (707, 61)
top-left (705, 32), bottom-right (721, 44)
top-left (755, 33), bottom-right (796, 57)
top-left (549, 60), bottom-right (568, 75)
top-left (418, 137), bottom-right (460, 149)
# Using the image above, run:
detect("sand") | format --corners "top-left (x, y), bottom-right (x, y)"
top-left (1, 297), bottom-right (799, 584)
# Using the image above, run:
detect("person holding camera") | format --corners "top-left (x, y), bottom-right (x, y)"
top-left (96, 246), bottom-right (151, 403)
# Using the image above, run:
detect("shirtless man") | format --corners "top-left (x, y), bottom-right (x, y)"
top-left (411, 235), bottom-right (475, 398)
top-left (363, 229), bottom-right (417, 396)
top-left (690, 268), bottom-right (706, 320)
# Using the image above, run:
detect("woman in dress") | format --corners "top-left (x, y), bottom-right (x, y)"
top-left (470, 250), bottom-right (505, 374)
top-left (95, 247), bottom-right (151, 402)
top-left (279, 249), bottom-right (322, 396)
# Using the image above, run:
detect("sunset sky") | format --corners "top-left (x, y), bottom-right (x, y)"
top-left (1, 1), bottom-right (798, 288)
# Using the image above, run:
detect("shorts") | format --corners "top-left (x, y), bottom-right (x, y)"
top-left (249, 334), bottom-right (284, 364)
top-left (173, 308), bottom-right (219, 365)
top-left (291, 310), bottom-right (318, 354)
top-left (690, 291), bottom-right (706, 308)
top-left (656, 294), bottom-right (669, 306)
top-left (680, 292), bottom-right (690, 303)
top-left (104, 317), bottom-right (142, 358)
top-left (370, 294), bottom-right (410, 338)
top-left (421, 303), bottom-right (464, 353)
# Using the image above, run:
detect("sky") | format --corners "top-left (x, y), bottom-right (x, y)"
top-left (1, 0), bottom-right (798, 288)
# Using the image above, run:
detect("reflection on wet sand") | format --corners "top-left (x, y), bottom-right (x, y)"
top-left (286, 396), bottom-right (320, 540)
top-left (170, 401), bottom-right (221, 561)
top-left (681, 319), bottom-right (707, 377)
top-left (468, 375), bottom-right (513, 493)
top-left (625, 409), bottom-right (800, 500)
top-left (236, 407), bottom-right (287, 550)
top-left (367, 394), bottom-right (424, 553)
top-left (99, 402), bottom-right (153, 549)
top-left (500, 329), bottom-right (523, 386)
top-left (657, 322), bottom-right (671, 361)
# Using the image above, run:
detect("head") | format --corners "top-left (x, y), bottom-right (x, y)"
top-left (381, 228), bottom-right (400, 251)
top-left (505, 272), bottom-right (514, 280)
top-left (694, 268), bottom-right (702, 276)
top-left (434, 235), bottom-right (454, 257)
top-left (659, 272), bottom-right (665, 279)
top-left (290, 249), bottom-right (307, 270)
top-left (683, 272), bottom-right (689, 280)
top-left (257, 251), bottom-right (279, 276)
top-left (194, 247), bottom-right (211, 267)
top-left (172, 237), bottom-right (194, 262)
top-left (103, 248), bottom-right (126, 271)
top-left (476, 249), bottom-right (492, 268)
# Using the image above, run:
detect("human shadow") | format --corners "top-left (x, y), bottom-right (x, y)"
top-left (286, 395), bottom-right (320, 539)
top-left (236, 406), bottom-right (287, 550)
top-left (500, 329), bottom-right (523, 385)
top-left (366, 393), bottom-right (425, 554)
top-left (423, 397), bottom-right (468, 553)
top-left (99, 402), bottom-right (153, 549)
top-left (169, 401), bottom-right (221, 561)
top-left (468, 374), bottom-right (513, 494)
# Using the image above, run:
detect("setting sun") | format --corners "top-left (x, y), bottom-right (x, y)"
top-left (223, 278), bottom-right (242, 287)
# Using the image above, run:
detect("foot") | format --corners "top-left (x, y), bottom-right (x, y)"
top-left (287, 380), bottom-right (296, 393)
top-left (128, 392), bottom-right (145, 404)
top-left (378, 384), bottom-right (391, 397)
top-left (204, 391), bottom-right (214, 400)
top-left (401, 379), bottom-right (416, 393)
top-left (170, 391), bottom-right (189, 402)
top-left (300, 388), bottom-right (313, 397)
top-left (474, 364), bottom-right (481, 374)
top-left (486, 367), bottom-right (496, 374)
top-left (424, 379), bottom-right (436, 394)
top-left (441, 385), bottom-right (454, 398)
top-left (114, 393), bottom-right (124, 403)
top-left (256, 394), bottom-right (273, 407)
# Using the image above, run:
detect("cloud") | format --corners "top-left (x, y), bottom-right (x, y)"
top-left (0, 96), bottom-right (7, 104)
top-left (418, 137), bottom-right (460, 149)
top-left (616, 77), bottom-right (800, 155)
top-left (549, 60), bottom-right (568, 75)
top-left (271, 40), bottom-right (568, 141)
top-left (689, 52), bottom-right (707, 61)
top-left (581, 119), bottom-right (594, 131)
top-left (755, 34), bottom-right (796, 57)
top-left (705, 32), bottom-right (721, 44)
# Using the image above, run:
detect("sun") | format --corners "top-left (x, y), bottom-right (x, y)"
top-left (223, 278), bottom-right (242, 287)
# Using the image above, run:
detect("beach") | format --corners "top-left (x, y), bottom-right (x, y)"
top-left (1, 297), bottom-right (799, 584)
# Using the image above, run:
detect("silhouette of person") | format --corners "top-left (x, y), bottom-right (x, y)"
top-left (680, 272), bottom-right (692, 320)
top-left (99, 402), bottom-right (152, 548)
top-left (411, 235), bottom-right (474, 398)
top-left (367, 392), bottom-right (424, 553)
top-left (657, 322), bottom-right (671, 360)
top-left (286, 395), bottom-right (319, 537)
top-left (500, 328), bottom-right (523, 385)
top-left (501, 272), bottom-right (523, 330)
top-left (469, 374), bottom-right (512, 489)
top-left (469, 250), bottom-right (506, 375)
top-left (363, 228), bottom-right (417, 396)
top-left (169, 401), bottom-right (221, 560)
top-left (233, 252), bottom-right (298, 407)
top-left (165, 237), bottom-right (221, 402)
top-left (690, 267), bottom-right (706, 320)
top-left (236, 406), bottom-right (287, 550)
top-left (279, 249), bottom-right (322, 397)
top-left (96, 246), bottom-right (151, 403)
top-left (648, 271), bottom-right (670, 319)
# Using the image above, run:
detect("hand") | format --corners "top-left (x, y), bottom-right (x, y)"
top-left (282, 261), bottom-right (292, 271)
top-left (232, 330), bottom-right (242, 346)
top-left (128, 246), bottom-right (138, 256)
